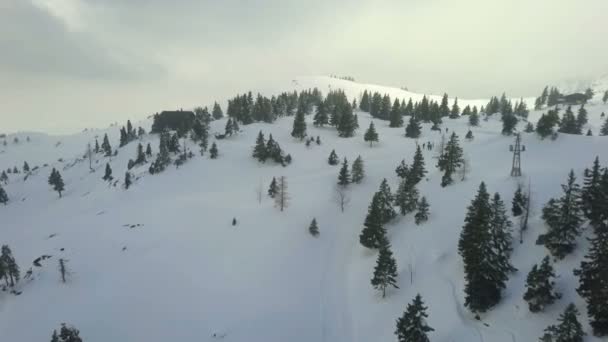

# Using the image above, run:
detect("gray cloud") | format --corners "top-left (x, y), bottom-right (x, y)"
top-left (1, 0), bottom-right (607, 133)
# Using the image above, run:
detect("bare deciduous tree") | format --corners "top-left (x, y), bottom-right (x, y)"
top-left (458, 155), bottom-right (472, 181)
top-left (519, 178), bottom-right (532, 244)
top-left (58, 258), bottom-right (71, 283)
top-left (256, 179), bottom-right (263, 205)
top-left (85, 143), bottom-right (94, 172)
top-left (334, 185), bottom-right (351, 213)
top-left (274, 176), bottom-right (289, 212)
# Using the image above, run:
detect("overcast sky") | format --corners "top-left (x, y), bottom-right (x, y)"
top-left (1, 0), bottom-right (607, 133)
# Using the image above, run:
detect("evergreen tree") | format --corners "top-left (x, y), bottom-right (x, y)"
top-left (149, 132), bottom-right (171, 174)
top-left (360, 192), bottom-right (388, 249)
top-left (145, 143), bottom-right (152, 156)
top-left (458, 182), bottom-right (507, 312)
top-left (581, 157), bottom-right (604, 226)
top-left (395, 177), bottom-right (419, 215)
top-left (603, 90), bottom-right (608, 104)
top-left (410, 145), bottom-right (427, 185)
top-left (395, 294), bottom-right (434, 342)
top-left (586, 129), bottom-right (592, 136)
top-left (224, 118), bottom-right (234, 136)
top-left (252, 131), bottom-right (267, 162)
top-left (584, 87), bottom-right (594, 101)
top-left (101, 133), bottom-right (112, 156)
top-left (291, 109), bottom-right (307, 139)
top-left (437, 133), bottom-right (464, 187)
top-left (380, 95), bottom-right (392, 120)
top-left (450, 97), bottom-right (460, 118)
top-left (469, 111), bottom-right (480, 126)
top-left (268, 177), bottom-right (279, 198)
top-left (576, 105), bottom-right (588, 130)
top-left (209, 142), bottom-right (218, 159)
top-left (601, 117), bottom-right (608, 136)
top-left (395, 160), bottom-right (410, 180)
top-left (0, 171), bottom-right (7, 184)
top-left (575, 222), bottom-right (608, 336)
top-left (525, 122), bottom-right (535, 133)
top-left (0, 184), bottom-right (8, 205)
top-left (1, 245), bottom-right (19, 287)
top-left (337, 105), bottom-right (356, 137)
top-left (371, 238), bottom-right (399, 298)
top-left (102, 163), bottom-right (113, 181)
top-left (135, 143), bottom-right (146, 165)
top-left (316, 136), bottom-right (321, 145)
top-left (313, 101), bottom-right (329, 126)
top-left (328, 149), bottom-right (339, 165)
top-left (212, 102), bottom-right (224, 119)
top-left (337, 158), bottom-right (351, 187)
top-left (512, 184), bottom-right (528, 217)
top-left (94, 139), bottom-right (100, 153)
top-left (23, 161), bottom-right (30, 173)
top-left (465, 129), bottom-right (474, 140)
top-left (119, 126), bottom-right (128, 147)
top-left (490, 193), bottom-right (515, 273)
top-left (309, 218), bottom-right (319, 237)
top-left (542, 170), bottom-right (584, 259)
top-left (51, 323), bottom-right (83, 342)
top-left (360, 90), bottom-right (371, 112)
top-left (502, 114), bottom-right (518, 135)
top-left (524, 256), bottom-right (560, 313)
top-left (390, 98), bottom-right (404, 127)
top-left (439, 93), bottom-right (450, 117)
top-left (536, 113), bottom-right (557, 139)
top-left (124, 172), bottom-right (132, 189)
top-left (378, 178), bottom-right (397, 223)
top-left (539, 304), bottom-right (584, 342)
top-left (48, 168), bottom-right (65, 197)
top-left (415, 197), bottom-right (430, 225)
top-left (559, 106), bottom-right (581, 134)
top-left (364, 122), bottom-right (379, 146)
top-left (405, 116), bottom-right (422, 138)
top-left (351, 155), bottom-right (365, 183)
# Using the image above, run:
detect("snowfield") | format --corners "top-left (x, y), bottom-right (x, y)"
top-left (1, 76), bottom-right (607, 342)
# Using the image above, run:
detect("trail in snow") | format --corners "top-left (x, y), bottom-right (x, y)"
top-left (444, 277), bottom-right (484, 342)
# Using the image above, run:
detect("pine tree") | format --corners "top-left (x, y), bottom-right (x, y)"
top-left (94, 139), bottom-right (100, 153)
top-left (405, 115), bottom-right (422, 138)
top-left (559, 106), bottom-right (581, 134)
top-left (124, 172), bottom-right (132, 189)
top-left (364, 122), bottom-right (379, 147)
top-left (395, 178), bottom-right (419, 215)
top-left (576, 105), bottom-right (588, 130)
top-left (575, 223), bottom-right (608, 336)
top-left (439, 93), bottom-right (450, 117)
top-left (542, 170), bottom-right (584, 259)
top-left (450, 97), bottom-right (460, 118)
top-left (135, 143), bottom-right (146, 165)
top-left (437, 133), bottom-right (464, 187)
top-left (337, 105), bottom-right (356, 137)
top-left (337, 158), bottom-right (351, 187)
top-left (536, 113), bottom-right (557, 139)
top-left (502, 114), bottom-right (518, 135)
top-left (328, 149), bottom-right (339, 165)
top-left (490, 193), bottom-right (515, 273)
top-left (209, 142), bottom-right (218, 159)
top-left (347, 156), bottom-right (364, 184)
top-left (512, 184), bottom-right (528, 217)
top-left (23, 161), bottom-right (30, 173)
top-left (212, 102), bottom-right (224, 119)
top-left (291, 109), bottom-right (307, 139)
top-left (360, 192), bottom-right (388, 249)
top-left (0, 171), bottom-right (7, 184)
top-left (48, 168), bottom-right (65, 197)
top-left (458, 182), bottom-right (507, 312)
top-left (119, 126), bottom-right (128, 147)
top-left (309, 218), bottom-right (319, 237)
top-left (145, 143), bottom-right (152, 156)
top-left (360, 90), bottom-right (371, 112)
top-left (149, 132), bottom-right (171, 174)
top-left (469, 111), bottom-right (480, 126)
top-left (0, 184), bottom-right (8, 205)
top-left (371, 238), bottom-right (399, 298)
top-left (390, 98), bottom-right (404, 127)
top-left (581, 157), bottom-right (604, 226)
top-left (313, 101), bottom-right (329, 126)
top-left (252, 131), bottom-right (267, 162)
top-left (378, 179), bottom-right (397, 223)
top-left (524, 256), bottom-right (560, 312)
top-left (268, 177), bottom-right (278, 198)
top-left (102, 163), bottom-right (113, 181)
top-left (395, 294), bottom-right (434, 342)
top-left (410, 146), bottom-right (426, 185)
top-left (539, 304), bottom-right (584, 342)
top-left (415, 197), bottom-right (429, 225)
top-left (101, 133), bottom-right (112, 156)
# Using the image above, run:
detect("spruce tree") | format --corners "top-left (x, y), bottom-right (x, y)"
top-left (450, 97), bottom-right (460, 118)
top-left (524, 122), bottom-right (535, 133)
top-left (23, 161), bottom-right (30, 173)
top-left (542, 170), bottom-right (584, 259)
top-left (465, 129), bottom-right (474, 141)
top-left (536, 113), bottom-right (557, 139)
top-left (351, 155), bottom-right (365, 183)
top-left (252, 131), bottom-right (267, 162)
top-left (291, 109), bottom-right (307, 139)
top-left (212, 102), bottom-right (223, 119)
top-left (405, 116), bottom-right (422, 138)
top-left (576, 105), bottom-right (588, 130)
top-left (313, 101), bottom-right (329, 127)
top-left (209, 142), bottom-right (218, 159)
top-left (575, 222), bottom-right (608, 336)
top-left (49, 168), bottom-right (65, 197)
top-left (1, 171), bottom-right (8, 184)
top-left (524, 256), bottom-right (560, 313)
top-left (395, 177), bottom-right (419, 216)
top-left (390, 98), bottom-right (404, 127)
top-left (439, 93), bottom-right (450, 117)
top-left (328, 149), bottom-right (339, 165)
top-left (469, 111), bottom-right (480, 126)
top-left (458, 182), bottom-right (507, 312)
top-left (364, 122), bottom-right (379, 147)
top-left (395, 160), bottom-right (410, 180)
top-left (360, 90), bottom-right (371, 112)
top-left (437, 133), bottom-right (464, 187)
top-left (512, 184), bottom-right (527, 217)
top-left (146, 143), bottom-right (152, 156)
top-left (124, 172), bottom-right (132, 189)
top-left (94, 139), bottom-right (100, 153)
top-left (502, 114), bottom-right (518, 135)
top-left (601, 117), bottom-right (608, 136)
top-left (135, 143), bottom-right (146, 165)
top-left (119, 126), bottom-right (128, 147)
top-left (268, 177), bottom-right (278, 198)
top-left (586, 129), bottom-right (592, 136)
top-left (360, 192), bottom-right (388, 249)
top-left (410, 146), bottom-right (427, 185)
top-left (378, 178), bottom-right (397, 223)
top-left (309, 218), bottom-right (319, 237)
top-left (101, 133), bottom-right (112, 156)
top-left (490, 193), bottom-right (515, 273)
top-left (1, 245), bottom-right (19, 287)
top-left (225, 118), bottom-right (234, 136)
top-left (149, 132), bottom-right (171, 174)
top-left (0, 184), bottom-right (8, 205)
top-left (559, 106), bottom-right (581, 134)
top-left (51, 323), bottom-right (83, 342)
top-left (539, 304), bottom-right (584, 342)
top-left (415, 197), bottom-right (429, 225)
top-left (395, 294), bottom-right (434, 342)
top-left (337, 158), bottom-right (351, 187)
top-left (581, 157), bottom-right (604, 226)
top-left (337, 105), bottom-right (356, 137)
top-left (371, 238), bottom-right (399, 298)
top-left (102, 163), bottom-right (113, 181)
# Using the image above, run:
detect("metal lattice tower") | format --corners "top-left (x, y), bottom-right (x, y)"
top-left (510, 133), bottom-right (525, 177)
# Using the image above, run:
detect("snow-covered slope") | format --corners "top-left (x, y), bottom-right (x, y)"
top-left (0, 77), bottom-right (607, 342)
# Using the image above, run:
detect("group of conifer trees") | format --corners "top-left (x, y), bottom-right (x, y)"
top-left (252, 131), bottom-right (291, 166)
top-left (0, 245), bottom-right (20, 288)
top-left (312, 89), bottom-right (359, 137)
